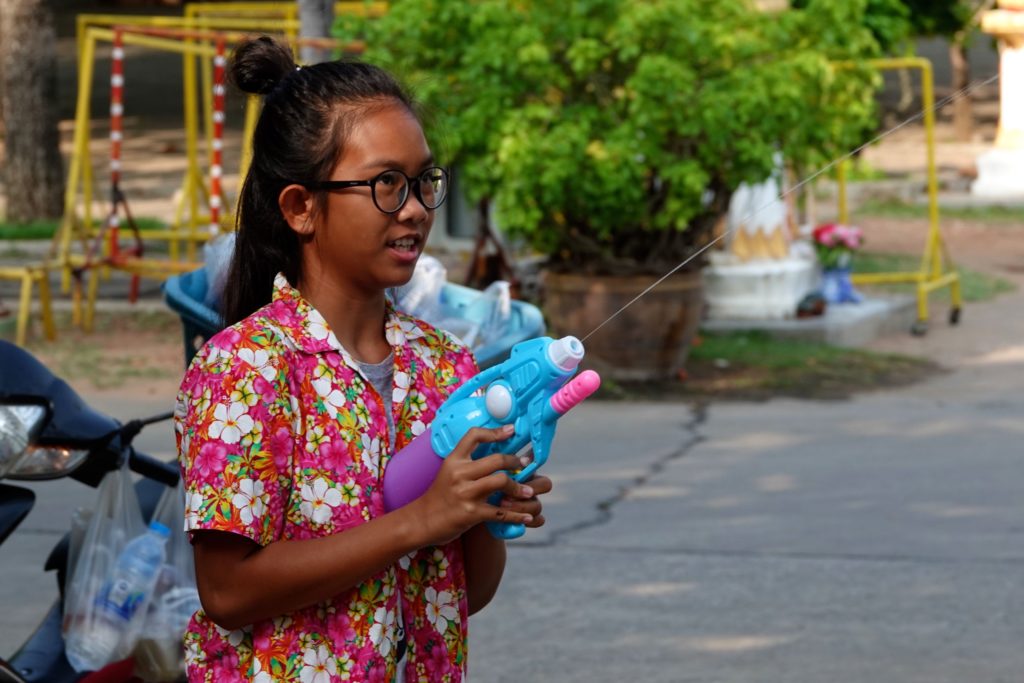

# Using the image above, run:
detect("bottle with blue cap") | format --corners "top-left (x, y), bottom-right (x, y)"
top-left (66, 520), bottom-right (171, 672)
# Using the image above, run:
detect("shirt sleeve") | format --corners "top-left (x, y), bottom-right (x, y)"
top-left (175, 334), bottom-right (294, 546)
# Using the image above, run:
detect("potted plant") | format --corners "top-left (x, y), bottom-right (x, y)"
top-left (337, 0), bottom-right (884, 379)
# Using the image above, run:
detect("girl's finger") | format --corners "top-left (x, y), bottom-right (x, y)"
top-left (450, 425), bottom-right (515, 461)
top-left (466, 452), bottom-right (524, 480)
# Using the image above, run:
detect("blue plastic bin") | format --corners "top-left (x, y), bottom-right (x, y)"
top-left (163, 268), bottom-right (545, 368)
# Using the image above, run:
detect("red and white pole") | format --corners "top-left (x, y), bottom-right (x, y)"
top-left (108, 28), bottom-right (125, 260)
top-left (209, 36), bottom-right (227, 236)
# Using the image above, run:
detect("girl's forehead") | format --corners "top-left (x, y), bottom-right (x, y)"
top-left (338, 103), bottom-right (431, 171)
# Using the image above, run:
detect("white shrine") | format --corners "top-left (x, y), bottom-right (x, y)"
top-left (973, 0), bottom-right (1024, 199)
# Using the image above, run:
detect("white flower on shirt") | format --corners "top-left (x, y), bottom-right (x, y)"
top-left (306, 310), bottom-right (331, 341)
top-left (232, 479), bottom-right (266, 526)
top-left (361, 433), bottom-right (381, 477)
top-left (184, 490), bottom-right (204, 529)
top-left (209, 401), bottom-right (254, 444)
top-left (368, 606), bottom-right (397, 658)
top-left (312, 377), bottom-right (346, 419)
top-left (251, 655), bottom-right (272, 683)
top-left (237, 348), bottom-right (276, 381)
top-left (393, 371), bottom-right (411, 403)
top-left (424, 587), bottom-right (458, 633)
top-left (300, 645), bottom-right (337, 683)
top-left (300, 478), bottom-right (342, 524)
top-left (411, 420), bottom-right (426, 437)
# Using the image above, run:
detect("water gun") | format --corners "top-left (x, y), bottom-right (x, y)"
top-left (382, 336), bottom-right (601, 539)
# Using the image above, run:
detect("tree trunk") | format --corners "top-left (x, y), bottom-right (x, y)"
top-left (949, 39), bottom-right (973, 142)
top-left (297, 0), bottom-right (335, 65)
top-left (0, 0), bottom-right (64, 223)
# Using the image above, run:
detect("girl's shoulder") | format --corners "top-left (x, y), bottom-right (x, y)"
top-left (390, 308), bottom-right (472, 358)
top-left (184, 302), bottom-right (297, 379)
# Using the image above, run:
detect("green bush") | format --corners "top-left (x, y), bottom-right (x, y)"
top-left (339, 0), bottom-right (887, 275)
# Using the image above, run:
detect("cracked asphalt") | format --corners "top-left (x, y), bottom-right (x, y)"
top-left (3, 284), bottom-right (1023, 682)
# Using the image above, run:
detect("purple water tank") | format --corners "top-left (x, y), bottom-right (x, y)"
top-left (382, 427), bottom-right (444, 512)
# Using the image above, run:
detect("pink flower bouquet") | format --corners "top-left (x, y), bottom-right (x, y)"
top-left (812, 223), bottom-right (863, 270)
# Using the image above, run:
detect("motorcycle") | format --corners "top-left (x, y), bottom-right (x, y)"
top-left (0, 339), bottom-right (181, 683)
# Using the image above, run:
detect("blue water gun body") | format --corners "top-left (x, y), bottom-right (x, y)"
top-left (382, 336), bottom-right (601, 539)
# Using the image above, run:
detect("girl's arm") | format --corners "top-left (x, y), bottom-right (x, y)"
top-left (193, 426), bottom-right (533, 631)
top-left (461, 474), bottom-right (552, 615)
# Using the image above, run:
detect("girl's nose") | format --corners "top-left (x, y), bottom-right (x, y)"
top-left (397, 194), bottom-right (430, 225)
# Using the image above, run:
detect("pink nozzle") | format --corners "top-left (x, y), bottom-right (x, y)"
top-left (550, 370), bottom-right (601, 415)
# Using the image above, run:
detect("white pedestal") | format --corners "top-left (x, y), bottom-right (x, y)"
top-left (971, 148), bottom-right (1024, 199)
top-left (703, 258), bottom-right (818, 321)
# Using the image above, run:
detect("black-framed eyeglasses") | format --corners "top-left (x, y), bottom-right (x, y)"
top-left (302, 166), bottom-right (450, 214)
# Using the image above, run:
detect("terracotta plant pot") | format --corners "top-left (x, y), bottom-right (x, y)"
top-left (542, 270), bottom-right (704, 381)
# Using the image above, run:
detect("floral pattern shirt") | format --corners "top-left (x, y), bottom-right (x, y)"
top-left (175, 273), bottom-right (480, 682)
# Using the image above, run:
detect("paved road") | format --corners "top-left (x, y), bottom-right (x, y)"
top-left (3, 284), bottom-right (1023, 682)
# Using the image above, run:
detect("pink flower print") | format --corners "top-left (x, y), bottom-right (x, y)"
top-left (319, 438), bottom-right (349, 474)
top-left (327, 614), bottom-right (357, 646)
top-left (195, 441), bottom-right (228, 479)
top-left (211, 327), bottom-right (242, 350)
top-left (209, 402), bottom-right (254, 444)
top-left (367, 661), bottom-right (389, 683)
top-left (253, 375), bottom-right (276, 403)
top-left (270, 426), bottom-right (293, 472)
top-left (455, 353), bottom-right (478, 381)
top-left (299, 644), bottom-right (337, 683)
top-left (232, 478), bottom-right (267, 525)
top-left (425, 641), bottom-right (452, 678)
top-left (424, 587), bottom-right (458, 633)
top-left (300, 478), bottom-right (343, 524)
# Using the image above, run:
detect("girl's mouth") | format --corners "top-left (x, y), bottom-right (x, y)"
top-left (387, 235), bottom-right (422, 262)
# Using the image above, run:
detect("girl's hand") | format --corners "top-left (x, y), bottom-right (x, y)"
top-left (498, 473), bottom-right (552, 529)
top-left (411, 425), bottom-right (534, 547)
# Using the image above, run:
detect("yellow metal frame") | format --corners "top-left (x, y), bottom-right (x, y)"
top-left (0, 266), bottom-right (57, 346)
top-left (837, 57), bottom-right (962, 332)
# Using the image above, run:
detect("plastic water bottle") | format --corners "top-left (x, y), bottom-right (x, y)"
top-left (66, 520), bottom-right (171, 672)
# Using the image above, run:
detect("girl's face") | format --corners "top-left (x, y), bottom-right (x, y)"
top-left (304, 102), bottom-right (436, 297)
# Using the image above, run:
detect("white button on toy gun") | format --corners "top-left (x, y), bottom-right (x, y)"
top-left (381, 336), bottom-right (601, 539)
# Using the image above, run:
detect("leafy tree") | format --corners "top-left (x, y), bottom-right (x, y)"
top-left (339, 0), bottom-right (886, 275)
top-left (903, 0), bottom-right (996, 140)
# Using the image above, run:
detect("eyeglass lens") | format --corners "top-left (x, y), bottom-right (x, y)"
top-left (372, 168), bottom-right (448, 213)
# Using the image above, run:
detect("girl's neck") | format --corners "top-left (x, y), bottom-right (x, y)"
top-left (296, 273), bottom-right (391, 364)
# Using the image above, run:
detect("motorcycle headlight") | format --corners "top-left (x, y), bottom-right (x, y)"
top-left (0, 403), bottom-right (89, 480)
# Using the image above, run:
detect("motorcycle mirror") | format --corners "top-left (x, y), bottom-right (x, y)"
top-left (0, 401), bottom-right (91, 480)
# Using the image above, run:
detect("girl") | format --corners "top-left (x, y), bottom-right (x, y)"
top-left (174, 36), bottom-right (551, 683)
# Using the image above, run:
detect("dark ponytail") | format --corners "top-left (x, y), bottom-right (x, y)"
top-left (221, 36), bottom-right (417, 326)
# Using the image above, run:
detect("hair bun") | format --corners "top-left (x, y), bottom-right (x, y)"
top-left (229, 36), bottom-right (297, 96)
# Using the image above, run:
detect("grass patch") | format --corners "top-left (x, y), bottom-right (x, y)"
top-left (857, 198), bottom-right (1024, 223)
top-left (854, 251), bottom-right (1016, 303)
top-left (598, 331), bottom-right (942, 402)
top-left (0, 217), bottom-right (170, 241)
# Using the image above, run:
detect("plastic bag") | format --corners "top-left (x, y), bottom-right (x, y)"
top-left (392, 253), bottom-right (448, 324)
top-left (202, 232), bottom-right (236, 310)
top-left (63, 463), bottom-right (147, 671)
top-left (441, 280), bottom-right (512, 351)
top-left (393, 255), bottom-right (513, 352)
top-left (133, 481), bottom-right (201, 682)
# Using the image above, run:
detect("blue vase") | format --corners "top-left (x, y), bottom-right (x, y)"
top-left (820, 267), bottom-right (863, 304)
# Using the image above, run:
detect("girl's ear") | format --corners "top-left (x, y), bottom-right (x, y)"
top-left (278, 184), bottom-right (317, 236)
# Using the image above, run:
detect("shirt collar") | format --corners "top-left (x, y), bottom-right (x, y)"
top-left (270, 273), bottom-right (423, 357)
